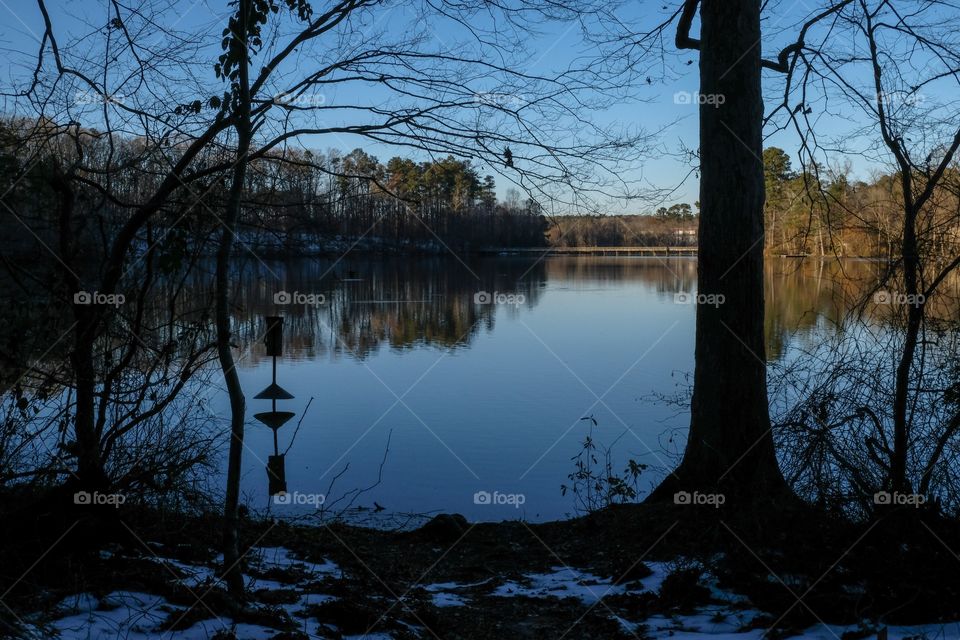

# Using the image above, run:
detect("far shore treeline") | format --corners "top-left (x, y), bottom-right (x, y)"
top-left (1, 118), bottom-right (955, 258)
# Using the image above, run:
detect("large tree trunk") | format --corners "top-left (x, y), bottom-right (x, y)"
top-left (650, 0), bottom-right (787, 504)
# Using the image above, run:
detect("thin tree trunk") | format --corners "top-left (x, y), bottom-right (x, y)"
top-left (52, 172), bottom-right (108, 491)
top-left (890, 207), bottom-right (921, 493)
top-left (71, 329), bottom-right (107, 488)
top-left (219, 0), bottom-right (253, 600)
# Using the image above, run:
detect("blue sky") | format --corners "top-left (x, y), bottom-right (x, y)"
top-left (1, 1), bottom-right (957, 213)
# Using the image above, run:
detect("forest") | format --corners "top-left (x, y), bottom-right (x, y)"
top-left (7, 113), bottom-right (956, 259)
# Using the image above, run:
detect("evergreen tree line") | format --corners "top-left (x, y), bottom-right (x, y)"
top-left (0, 119), bottom-right (550, 255)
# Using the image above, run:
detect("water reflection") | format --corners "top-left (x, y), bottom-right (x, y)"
top-left (1, 254), bottom-right (916, 521)
top-left (5, 255), bottom-right (955, 522)
top-left (222, 257), bottom-right (547, 364)
top-left (220, 256), bottom-right (886, 365)
top-left (227, 256), bottom-right (902, 522)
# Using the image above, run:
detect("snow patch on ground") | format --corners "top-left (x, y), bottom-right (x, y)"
top-left (27, 551), bottom-right (960, 639)
top-left (430, 591), bottom-right (468, 607)
top-left (27, 546), bottom-right (344, 640)
top-left (420, 577), bottom-right (493, 608)
top-left (486, 563), bottom-right (960, 640)
top-left (43, 591), bottom-right (280, 640)
top-left (492, 566), bottom-right (626, 603)
top-left (422, 578), bottom-right (492, 592)
top-left (640, 610), bottom-right (766, 639)
top-left (253, 546), bottom-right (340, 576)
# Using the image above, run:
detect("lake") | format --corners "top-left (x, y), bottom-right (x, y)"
top-left (217, 256), bottom-right (885, 522)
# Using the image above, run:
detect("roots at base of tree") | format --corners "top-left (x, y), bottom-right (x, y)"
top-left (644, 461), bottom-right (798, 513)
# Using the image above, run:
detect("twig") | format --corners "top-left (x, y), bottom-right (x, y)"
top-left (283, 396), bottom-right (314, 456)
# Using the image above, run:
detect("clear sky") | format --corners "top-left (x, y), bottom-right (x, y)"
top-left (1, 0), bottom-right (957, 213)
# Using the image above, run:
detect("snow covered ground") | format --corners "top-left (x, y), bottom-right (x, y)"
top-left (20, 550), bottom-right (960, 639)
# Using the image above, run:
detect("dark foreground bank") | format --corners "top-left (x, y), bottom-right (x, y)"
top-left (1, 492), bottom-right (959, 639)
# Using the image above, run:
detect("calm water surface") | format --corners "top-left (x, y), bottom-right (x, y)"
top-left (218, 256), bottom-right (882, 522)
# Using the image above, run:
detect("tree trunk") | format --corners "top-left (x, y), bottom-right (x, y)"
top-left (650, 0), bottom-right (787, 504)
top-left (219, 0), bottom-right (253, 600)
top-left (890, 207), bottom-right (921, 493)
top-left (70, 327), bottom-right (108, 489)
top-left (53, 171), bottom-right (108, 491)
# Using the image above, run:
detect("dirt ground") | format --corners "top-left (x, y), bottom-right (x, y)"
top-left (5, 500), bottom-right (960, 639)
